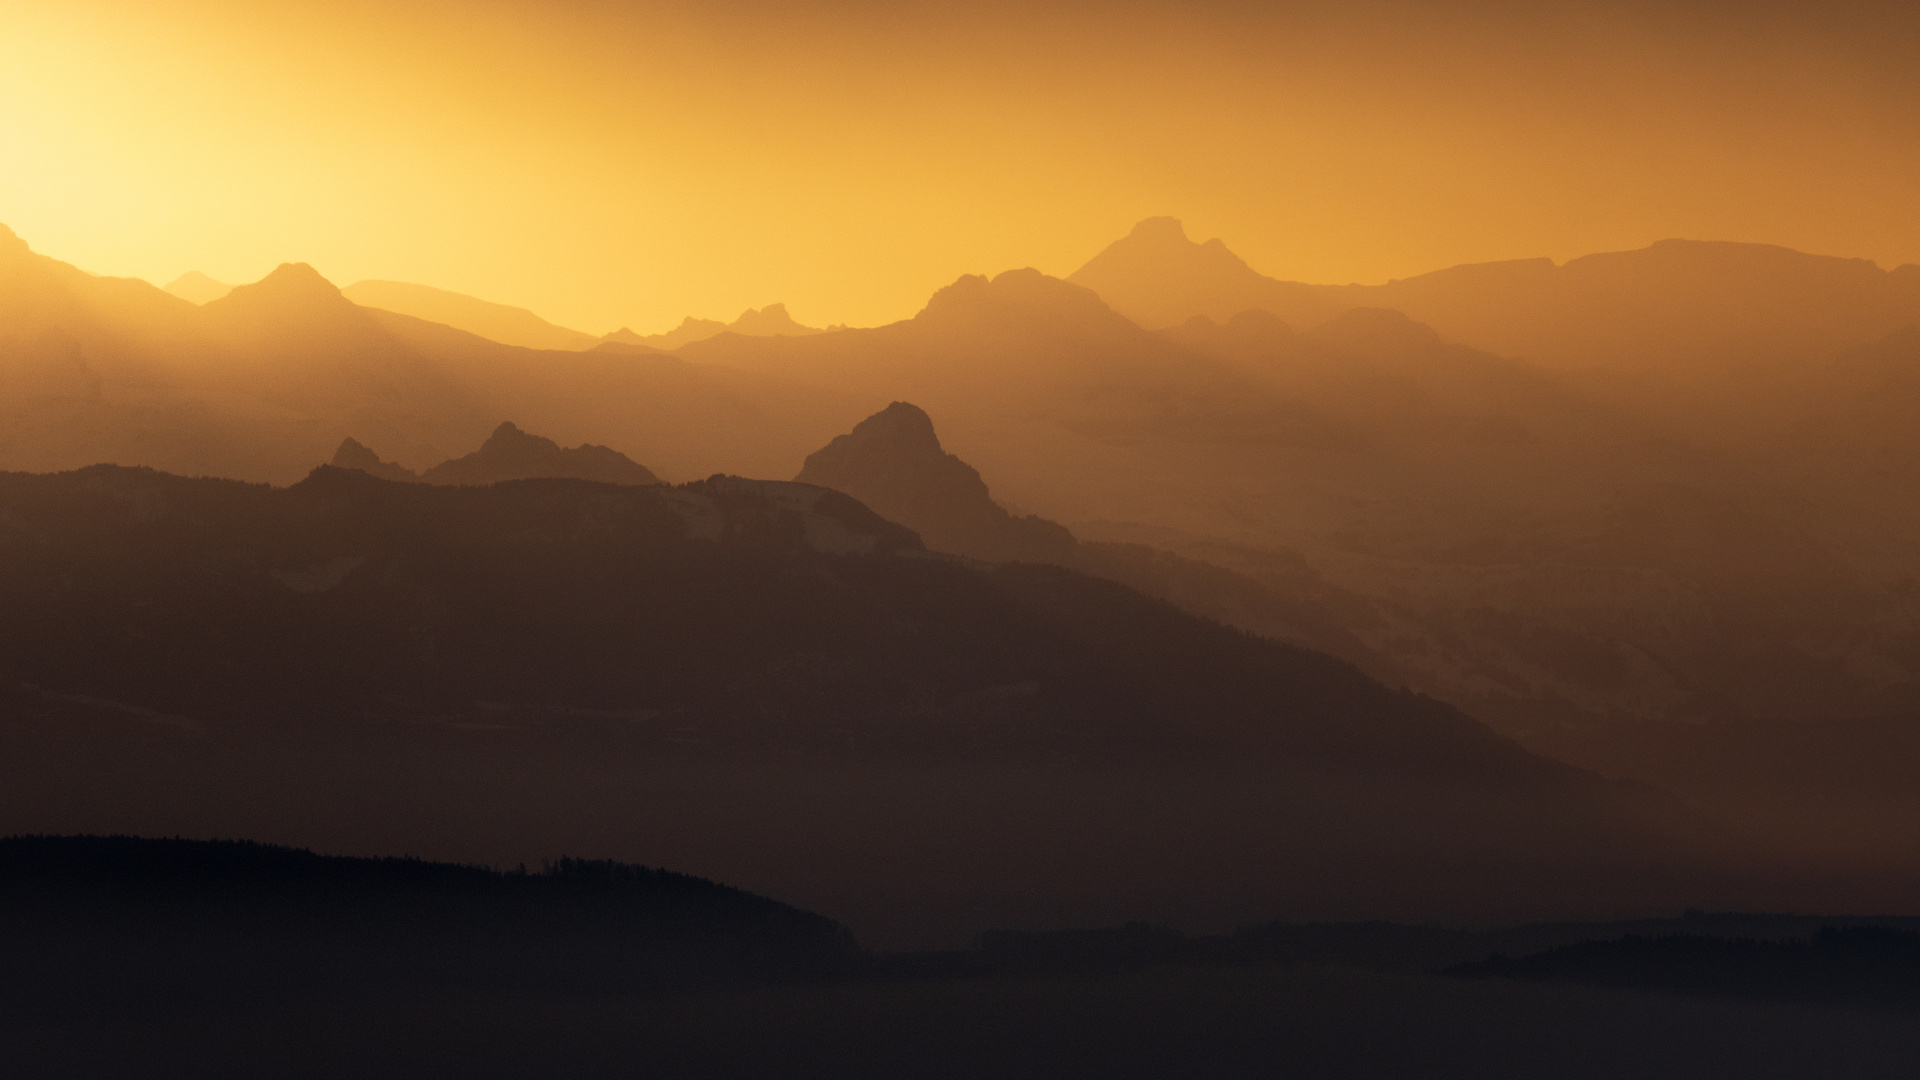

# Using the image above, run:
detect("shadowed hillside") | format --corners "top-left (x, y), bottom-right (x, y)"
top-left (0, 463), bottom-right (1734, 945)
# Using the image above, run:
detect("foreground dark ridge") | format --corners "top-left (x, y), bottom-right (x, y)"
top-left (0, 463), bottom-right (1754, 942)
top-left (0, 834), bottom-right (860, 990)
top-left (8, 835), bottom-right (1920, 1079)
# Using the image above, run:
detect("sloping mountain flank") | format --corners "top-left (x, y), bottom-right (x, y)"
top-left (342, 280), bottom-right (600, 351)
top-left (418, 421), bottom-right (661, 486)
top-left (0, 464), bottom-right (1716, 945)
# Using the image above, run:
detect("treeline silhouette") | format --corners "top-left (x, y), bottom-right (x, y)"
top-left (0, 835), bottom-right (860, 1001)
top-left (893, 912), bottom-right (1920, 995)
top-left (1452, 928), bottom-right (1920, 1005)
top-left (10, 835), bottom-right (1920, 1078)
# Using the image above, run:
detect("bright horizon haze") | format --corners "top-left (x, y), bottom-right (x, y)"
top-left (4, 0), bottom-right (1917, 334)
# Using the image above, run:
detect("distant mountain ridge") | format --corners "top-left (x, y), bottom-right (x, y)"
top-left (332, 421), bottom-right (661, 487)
top-left (605, 303), bottom-right (829, 350)
top-left (1069, 217), bottom-right (1920, 373)
top-left (342, 280), bottom-right (601, 351)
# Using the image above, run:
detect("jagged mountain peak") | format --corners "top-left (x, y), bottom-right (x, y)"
top-left (797, 402), bottom-right (1076, 564)
top-left (330, 437), bottom-right (421, 482)
top-left (916, 268), bottom-right (1128, 333)
top-left (1067, 218), bottom-right (1284, 329)
top-left (419, 421), bottom-right (660, 487)
top-left (840, 401), bottom-right (944, 455)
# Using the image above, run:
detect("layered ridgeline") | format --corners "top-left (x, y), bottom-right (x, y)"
top-left (0, 224), bottom-right (851, 483)
top-left (0, 463), bottom-right (1720, 944)
top-left (340, 281), bottom-right (603, 352)
top-left (168, 274), bottom-right (828, 354)
top-left (12, 220), bottom-right (1920, 856)
top-left (333, 421), bottom-right (661, 486)
top-left (603, 303), bottom-right (830, 350)
top-left (1071, 216), bottom-right (1920, 374)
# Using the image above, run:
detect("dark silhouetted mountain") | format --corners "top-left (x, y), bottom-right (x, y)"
top-left (417, 421), bottom-right (660, 486)
top-left (0, 833), bottom-right (863, 1030)
top-left (162, 271), bottom-right (233, 304)
top-left (605, 303), bottom-right (828, 350)
top-left (342, 280), bottom-right (600, 351)
top-left (330, 438), bottom-right (420, 482)
top-left (1452, 926), bottom-right (1920, 1006)
top-left (796, 401), bottom-right (1074, 563)
top-left (0, 464), bottom-right (1709, 945)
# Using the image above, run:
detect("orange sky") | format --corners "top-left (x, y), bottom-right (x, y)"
top-left (3, 0), bottom-right (1917, 334)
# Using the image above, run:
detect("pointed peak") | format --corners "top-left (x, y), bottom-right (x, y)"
top-left (258, 262), bottom-right (339, 293)
top-left (329, 437), bottom-right (420, 482)
top-left (850, 401), bottom-right (943, 453)
top-left (163, 271), bottom-right (234, 304)
top-left (422, 422), bottom-right (658, 486)
top-left (0, 222), bottom-right (25, 256)
top-left (480, 420), bottom-right (558, 452)
top-left (210, 262), bottom-right (350, 316)
top-left (1128, 216), bottom-right (1189, 242)
top-left (331, 437), bottom-right (383, 470)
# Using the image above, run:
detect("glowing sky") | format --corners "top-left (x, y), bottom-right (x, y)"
top-left (3, 0), bottom-right (1917, 334)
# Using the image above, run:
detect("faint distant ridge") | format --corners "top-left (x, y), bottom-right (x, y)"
top-left (419, 421), bottom-right (661, 486)
top-left (605, 303), bottom-right (831, 350)
top-left (796, 402), bottom-right (1075, 563)
top-left (330, 438), bottom-right (420, 483)
top-left (342, 280), bottom-right (599, 351)
top-left (1070, 217), bottom-right (1920, 371)
top-left (1068, 217), bottom-right (1343, 331)
top-left (162, 271), bottom-right (233, 305)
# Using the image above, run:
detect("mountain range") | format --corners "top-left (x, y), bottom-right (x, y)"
top-left (0, 462), bottom-right (1728, 944)
top-left (603, 303), bottom-right (830, 350)
top-left (165, 268), bottom-right (828, 353)
top-left (1071, 216), bottom-right (1920, 375)
top-left (334, 421), bottom-right (661, 486)
top-left (9, 216), bottom-right (1920, 897)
